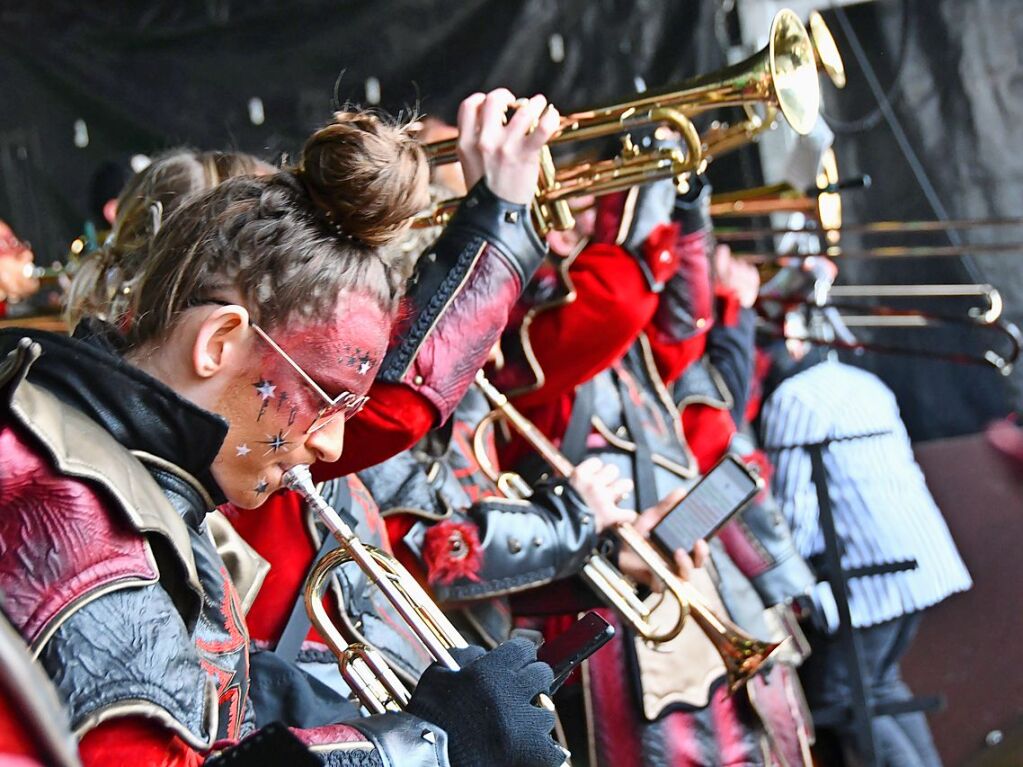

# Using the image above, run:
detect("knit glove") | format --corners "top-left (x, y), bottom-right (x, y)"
top-left (406, 638), bottom-right (563, 767)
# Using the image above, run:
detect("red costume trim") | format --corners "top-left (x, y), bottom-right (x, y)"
top-left (0, 423), bottom-right (157, 648)
top-left (422, 520), bottom-right (483, 586)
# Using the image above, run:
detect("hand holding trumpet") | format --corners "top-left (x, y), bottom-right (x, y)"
top-left (455, 89), bottom-right (560, 205)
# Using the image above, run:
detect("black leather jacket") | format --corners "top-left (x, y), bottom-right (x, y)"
top-left (358, 384), bottom-right (598, 643)
top-left (0, 326), bottom-right (448, 767)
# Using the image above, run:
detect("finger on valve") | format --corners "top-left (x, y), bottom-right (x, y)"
top-left (505, 94), bottom-right (547, 140)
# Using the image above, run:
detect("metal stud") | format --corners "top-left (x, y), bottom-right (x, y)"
top-left (508, 537), bottom-right (523, 554)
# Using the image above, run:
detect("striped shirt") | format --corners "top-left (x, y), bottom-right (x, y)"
top-left (760, 359), bottom-right (972, 629)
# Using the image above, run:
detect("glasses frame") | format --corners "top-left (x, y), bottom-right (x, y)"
top-left (247, 323), bottom-right (370, 434)
top-left (187, 299), bottom-right (370, 434)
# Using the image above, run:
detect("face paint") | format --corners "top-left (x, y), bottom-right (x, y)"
top-left (211, 292), bottom-right (391, 509)
top-left (260, 429), bottom-right (293, 456)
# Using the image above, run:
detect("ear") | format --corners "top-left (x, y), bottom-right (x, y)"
top-left (191, 305), bottom-right (251, 379)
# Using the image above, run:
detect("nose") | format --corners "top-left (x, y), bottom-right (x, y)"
top-left (305, 417), bottom-right (345, 464)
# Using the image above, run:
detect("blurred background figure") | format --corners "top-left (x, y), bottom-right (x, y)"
top-left (0, 220), bottom-right (39, 314)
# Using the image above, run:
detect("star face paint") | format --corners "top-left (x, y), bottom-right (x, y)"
top-left (211, 292), bottom-right (391, 509)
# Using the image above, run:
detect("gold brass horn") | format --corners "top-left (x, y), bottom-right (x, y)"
top-left (472, 373), bottom-right (781, 691)
top-left (414, 9), bottom-right (819, 234)
top-left (809, 11), bottom-right (846, 89)
top-left (283, 466), bottom-right (567, 737)
top-left (699, 12), bottom-right (845, 162)
top-left (425, 8), bottom-right (820, 167)
top-left (709, 147), bottom-right (847, 238)
top-left (413, 108), bottom-right (704, 232)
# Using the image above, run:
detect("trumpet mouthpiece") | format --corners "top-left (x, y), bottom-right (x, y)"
top-left (281, 464), bottom-right (314, 494)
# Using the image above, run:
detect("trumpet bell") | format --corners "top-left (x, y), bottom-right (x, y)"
top-left (809, 11), bottom-right (847, 89)
top-left (768, 9), bottom-right (822, 136)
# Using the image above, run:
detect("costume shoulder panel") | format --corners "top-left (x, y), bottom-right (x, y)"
top-left (39, 583), bottom-right (217, 750)
top-left (0, 423), bottom-right (159, 651)
top-left (0, 340), bottom-right (202, 649)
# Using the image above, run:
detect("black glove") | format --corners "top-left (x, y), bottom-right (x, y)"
top-left (406, 638), bottom-right (563, 767)
top-left (672, 173), bottom-right (711, 234)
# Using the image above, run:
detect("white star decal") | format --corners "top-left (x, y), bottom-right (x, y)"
top-left (358, 360), bottom-right (372, 375)
top-left (235, 444), bottom-right (251, 457)
top-left (253, 379), bottom-right (277, 401)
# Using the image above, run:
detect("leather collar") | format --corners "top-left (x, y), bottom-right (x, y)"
top-left (0, 321), bottom-right (228, 505)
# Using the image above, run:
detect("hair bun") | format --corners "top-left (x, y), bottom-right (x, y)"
top-left (298, 112), bottom-right (429, 248)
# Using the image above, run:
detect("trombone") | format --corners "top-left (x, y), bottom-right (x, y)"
top-left (415, 8), bottom-right (821, 232)
top-left (283, 466), bottom-right (563, 729)
top-left (471, 372), bottom-right (780, 693)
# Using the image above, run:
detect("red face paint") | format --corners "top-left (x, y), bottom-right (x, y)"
top-left (211, 292), bottom-right (391, 508)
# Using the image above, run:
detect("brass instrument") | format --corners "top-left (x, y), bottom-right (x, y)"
top-left (283, 465), bottom-right (566, 756)
top-left (710, 149), bottom-right (855, 240)
top-left (826, 283), bottom-right (1003, 325)
top-left (284, 465), bottom-right (466, 713)
top-left (415, 9), bottom-right (821, 232)
top-left (413, 110), bottom-right (703, 232)
top-left (701, 12), bottom-right (844, 162)
top-left (808, 11), bottom-right (846, 88)
top-left (716, 216), bottom-right (1023, 241)
top-left (426, 9), bottom-right (819, 165)
top-left (471, 373), bottom-right (781, 692)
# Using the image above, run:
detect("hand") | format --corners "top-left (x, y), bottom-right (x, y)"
top-left (618, 489), bottom-right (710, 588)
top-left (456, 89), bottom-right (561, 205)
top-left (569, 457), bottom-right (636, 533)
top-left (406, 638), bottom-right (565, 767)
top-left (714, 244), bottom-right (760, 309)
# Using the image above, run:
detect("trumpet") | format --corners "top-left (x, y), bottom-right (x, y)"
top-left (284, 465), bottom-right (465, 713)
top-left (426, 9), bottom-right (819, 166)
top-left (412, 109), bottom-right (703, 232)
top-left (415, 9), bottom-right (821, 232)
top-left (471, 373), bottom-right (781, 692)
top-left (701, 11), bottom-right (845, 162)
top-left (808, 11), bottom-right (846, 89)
top-left (283, 465), bottom-right (565, 746)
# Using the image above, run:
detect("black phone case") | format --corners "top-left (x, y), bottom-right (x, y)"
top-left (650, 454), bottom-right (762, 555)
top-left (537, 611), bottom-right (615, 692)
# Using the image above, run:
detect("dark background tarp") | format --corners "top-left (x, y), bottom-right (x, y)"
top-left (1, 0), bottom-right (1020, 440)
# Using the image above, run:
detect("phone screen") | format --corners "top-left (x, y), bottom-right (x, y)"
top-left (651, 455), bottom-right (760, 555)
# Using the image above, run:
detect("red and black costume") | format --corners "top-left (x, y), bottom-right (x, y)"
top-left (0, 328), bottom-right (454, 767)
top-left (356, 381), bottom-right (600, 648)
top-left (489, 173), bottom-right (811, 766)
top-left (226, 181), bottom-right (558, 701)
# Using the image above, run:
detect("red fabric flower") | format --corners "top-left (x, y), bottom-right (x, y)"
top-left (422, 520), bottom-right (483, 586)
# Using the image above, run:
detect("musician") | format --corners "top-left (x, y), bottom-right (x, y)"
top-left (64, 148), bottom-right (274, 329)
top-left (0, 220), bottom-right (40, 315)
top-left (759, 275), bottom-right (972, 767)
top-left (488, 161), bottom-right (807, 765)
top-left (0, 98), bottom-right (565, 767)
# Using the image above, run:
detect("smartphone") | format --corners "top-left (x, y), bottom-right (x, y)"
top-left (536, 611), bottom-right (615, 692)
top-left (650, 453), bottom-right (763, 556)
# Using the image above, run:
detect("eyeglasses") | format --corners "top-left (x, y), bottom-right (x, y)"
top-left (248, 323), bottom-right (370, 434)
top-left (187, 299), bottom-right (370, 434)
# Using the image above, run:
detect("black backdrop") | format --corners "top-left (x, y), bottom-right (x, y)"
top-left (2, 0), bottom-right (1020, 439)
